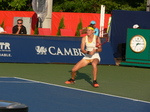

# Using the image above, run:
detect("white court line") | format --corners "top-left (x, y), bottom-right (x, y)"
top-left (0, 76), bottom-right (14, 78)
top-left (0, 81), bottom-right (36, 83)
top-left (14, 77), bottom-right (150, 104)
top-left (0, 77), bottom-right (36, 83)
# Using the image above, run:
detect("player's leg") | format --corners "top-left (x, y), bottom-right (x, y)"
top-left (91, 58), bottom-right (99, 87)
top-left (65, 59), bottom-right (89, 84)
top-left (71, 59), bottom-right (89, 79)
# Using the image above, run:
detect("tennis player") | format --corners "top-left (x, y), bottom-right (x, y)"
top-left (65, 26), bottom-right (102, 87)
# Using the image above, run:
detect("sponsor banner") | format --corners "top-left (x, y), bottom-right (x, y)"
top-left (0, 34), bottom-right (115, 64)
top-left (0, 42), bottom-right (12, 57)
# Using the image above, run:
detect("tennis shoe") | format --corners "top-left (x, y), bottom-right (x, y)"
top-left (65, 78), bottom-right (75, 84)
top-left (93, 80), bottom-right (99, 87)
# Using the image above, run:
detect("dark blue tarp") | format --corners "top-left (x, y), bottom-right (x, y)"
top-left (110, 10), bottom-right (150, 58)
top-left (0, 34), bottom-right (115, 65)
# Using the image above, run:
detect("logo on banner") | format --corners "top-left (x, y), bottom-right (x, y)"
top-left (35, 46), bottom-right (47, 55)
top-left (35, 46), bottom-right (84, 56)
top-left (0, 42), bottom-right (12, 57)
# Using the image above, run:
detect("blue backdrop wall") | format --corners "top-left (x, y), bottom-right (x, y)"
top-left (110, 10), bottom-right (150, 58)
top-left (0, 34), bottom-right (115, 65)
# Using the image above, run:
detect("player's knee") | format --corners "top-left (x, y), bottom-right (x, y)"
top-left (92, 62), bottom-right (97, 67)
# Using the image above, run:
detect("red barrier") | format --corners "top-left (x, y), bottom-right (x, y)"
top-left (52, 12), bottom-right (111, 35)
top-left (0, 11), bottom-right (111, 36)
top-left (38, 28), bottom-right (51, 35)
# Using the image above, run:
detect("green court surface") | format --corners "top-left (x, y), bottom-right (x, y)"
top-left (0, 63), bottom-right (150, 102)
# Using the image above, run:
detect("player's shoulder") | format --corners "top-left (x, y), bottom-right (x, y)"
top-left (81, 35), bottom-right (87, 42)
top-left (82, 35), bottom-right (87, 39)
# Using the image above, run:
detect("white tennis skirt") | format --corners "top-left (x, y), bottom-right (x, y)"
top-left (83, 52), bottom-right (101, 62)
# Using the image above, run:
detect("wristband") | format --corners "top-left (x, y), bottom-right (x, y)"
top-left (96, 49), bottom-right (100, 52)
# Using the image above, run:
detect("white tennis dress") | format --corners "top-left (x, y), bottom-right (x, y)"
top-left (83, 35), bottom-right (101, 62)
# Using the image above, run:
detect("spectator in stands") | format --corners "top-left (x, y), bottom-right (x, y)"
top-left (12, 19), bottom-right (27, 34)
top-left (0, 26), bottom-right (5, 34)
top-left (88, 20), bottom-right (100, 36)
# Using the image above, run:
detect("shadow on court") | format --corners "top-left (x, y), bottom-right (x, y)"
top-left (68, 71), bottom-right (92, 86)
